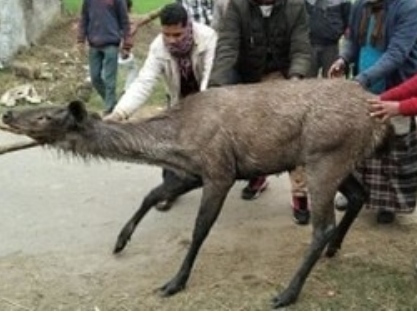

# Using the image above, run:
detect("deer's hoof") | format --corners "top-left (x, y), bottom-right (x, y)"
top-left (325, 245), bottom-right (340, 258)
top-left (113, 225), bottom-right (134, 254)
top-left (155, 199), bottom-right (174, 212)
top-left (272, 289), bottom-right (297, 309)
top-left (159, 277), bottom-right (186, 297)
top-left (113, 239), bottom-right (127, 254)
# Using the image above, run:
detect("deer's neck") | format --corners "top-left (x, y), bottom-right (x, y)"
top-left (58, 118), bottom-right (178, 167)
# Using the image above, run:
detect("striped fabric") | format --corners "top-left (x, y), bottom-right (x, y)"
top-left (354, 119), bottom-right (417, 214)
top-left (177, 0), bottom-right (214, 25)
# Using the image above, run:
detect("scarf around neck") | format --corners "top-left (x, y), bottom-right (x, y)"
top-left (358, 0), bottom-right (385, 47)
top-left (166, 21), bottom-right (194, 77)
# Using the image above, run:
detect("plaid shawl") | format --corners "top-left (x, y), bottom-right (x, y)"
top-left (354, 119), bottom-right (417, 213)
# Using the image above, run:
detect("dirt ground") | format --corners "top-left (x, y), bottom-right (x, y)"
top-left (0, 14), bottom-right (159, 112)
top-left (1, 15), bottom-right (417, 311)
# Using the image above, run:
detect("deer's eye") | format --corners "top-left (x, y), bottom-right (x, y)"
top-left (37, 115), bottom-right (51, 122)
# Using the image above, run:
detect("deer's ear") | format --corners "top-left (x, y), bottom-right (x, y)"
top-left (68, 100), bottom-right (87, 122)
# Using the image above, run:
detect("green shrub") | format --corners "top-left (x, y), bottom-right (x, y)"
top-left (62, 0), bottom-right (173, 14)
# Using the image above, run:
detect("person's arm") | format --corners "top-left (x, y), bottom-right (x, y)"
top-left (398, 98), bottom-right (417, 116)
top-left (130, 18), bottom-right (141, 37)
top-left (199, 28), bottom-right (218, 91)
top-left (338, 0), bottom-right (362, 65)
top-left (77, 0), bottom-right (88, 44)
top-left (380, 74), bottom-right (417, 101)
top-left (211, 1), bottom-right (222, 31)
top-left (355, 1), bottom-right (417, 88)
top-left (341, 0), bottom-right (351, 32)
top-left (369, 98), bottom-right (417, 119)
top-left (214, 0), bottom-right (231, 31)
top-left (208, 0), bottom-right (240, 86)
top-left (287, 0), bottom-right (312, 78)
top-left (108, 39), bottom-right (164, 120)
top-left (115, 0), bottom-right (133, 51)
top-left (329, 0), bottom-right (364, 78)
top-left (369, 74), bottom-right (417, 119)
top-left (338, 32), bottom-right (357, 68)
top-left (398, 97), bottom-right (417, 116)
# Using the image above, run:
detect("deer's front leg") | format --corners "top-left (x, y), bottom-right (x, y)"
top-left (159, 180), bottom-right (232, 296)
top-left (114, 173), bottom-right (202, 254)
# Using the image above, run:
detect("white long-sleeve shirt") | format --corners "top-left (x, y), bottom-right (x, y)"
top-left (113, 22), bottom-right (217, 119)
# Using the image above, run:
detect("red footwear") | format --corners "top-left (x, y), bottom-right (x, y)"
top-left (292, 196), bottom-right (310, 225)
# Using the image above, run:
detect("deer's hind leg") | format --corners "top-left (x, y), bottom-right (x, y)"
top-left (273, 154), bottom-right (351, 308)
top-left (114, 172), bottom-right (202, 254)
top-left (154, 169), bottom-right (202, 211)
top-left (325, 174), bottom-right (368, 257)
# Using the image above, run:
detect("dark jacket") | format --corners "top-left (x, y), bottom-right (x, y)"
top-left (209, 0), bottom-right (311, 85)
top-left (305, 0), bottom-right (351, 46)
top-left (340, 0), bottom-right (417, 89)
top-left (78, 0), bottom-right (132, 49)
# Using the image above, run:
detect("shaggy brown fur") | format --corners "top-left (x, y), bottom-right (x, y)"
top-left (2, 78), bottom-right (390, 308)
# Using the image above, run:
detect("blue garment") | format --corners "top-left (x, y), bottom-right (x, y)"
top-left (358, 16), bottom-right (385, 94)
top-left (79, 0), bottom-right (131, 48)
top-left (340, 0), bottom-right (417, 90)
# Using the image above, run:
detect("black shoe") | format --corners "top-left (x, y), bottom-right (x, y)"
top-left (292, 196), bottom-right (310, 225)
top-left (293, 208), bottom-right (310, 225)
top-left (241, 176), bottom-right (268, 200)
top-left (377, 210), bottom-right (395, 224)
top-left (155, 199), bottom-right (174, 212)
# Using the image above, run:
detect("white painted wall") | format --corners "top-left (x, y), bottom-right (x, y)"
top-left (0, 0), bottom-right (61, 62)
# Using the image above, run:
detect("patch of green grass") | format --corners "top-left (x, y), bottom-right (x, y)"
top-left (62, 0), bottom-right (80, 14)
top-left (62, 0), bottom-right (174, 15)
top-left (132, 0), bottom-right (174, 13)
top-left (289, 257), bottom-right (417, 311)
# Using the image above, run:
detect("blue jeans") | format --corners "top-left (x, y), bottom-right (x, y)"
top-left (89, 45), bottom-right (119, 112)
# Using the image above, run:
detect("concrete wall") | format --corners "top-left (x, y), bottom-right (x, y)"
top-left (0, 0), bottom-right (61, 63)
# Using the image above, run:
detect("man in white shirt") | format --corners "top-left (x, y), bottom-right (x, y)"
top-left (105, 3), bottom-right (217, 210)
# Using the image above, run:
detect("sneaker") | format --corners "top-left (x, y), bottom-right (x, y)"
top-left (376, 210), bottom-right (395, 224)
top-left (241, 176), bottom-right (268, 200)
top-left (292, 196), bottom-right (310, 225)
top-left (334, 192), bottom-right (348, 212)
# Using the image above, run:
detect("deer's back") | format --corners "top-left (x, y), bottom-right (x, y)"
top-left (171, 79), bottom-right (387, 176)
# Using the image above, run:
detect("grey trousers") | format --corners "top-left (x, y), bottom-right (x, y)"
top-left (309, 44), bottom-right (339, 78)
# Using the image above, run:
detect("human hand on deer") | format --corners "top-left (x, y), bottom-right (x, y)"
top-left (103, 111), bottom-right (126, 122)
top-left (328, 58), bottom-right (346, 78)
top-left (368, 98), bottom-right (400, 122)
